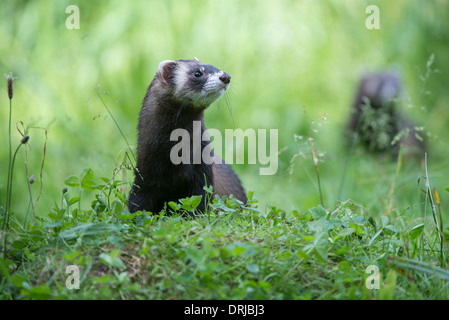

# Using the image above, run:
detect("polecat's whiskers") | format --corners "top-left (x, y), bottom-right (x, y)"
top-left (175, 100), bottom-right (189, 126)
top-left (224, 91), bottom-right (235, 126)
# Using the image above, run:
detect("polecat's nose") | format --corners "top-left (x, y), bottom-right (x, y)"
top-left (219, 73), bottom-right (231, 84)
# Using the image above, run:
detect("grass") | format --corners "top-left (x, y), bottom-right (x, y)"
top-left (0, 173), bottom-right (448, 299)
top-left (1, 0), bottom-right (449, 300)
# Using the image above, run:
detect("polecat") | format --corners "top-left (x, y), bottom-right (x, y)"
top-left (347, 72), bottom-right (425, 157)
top-left (128, 59), bottom-right (247, 214)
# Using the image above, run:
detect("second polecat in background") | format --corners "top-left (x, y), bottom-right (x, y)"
top-left (128, 59), bottom-right (247, 214)
top-left (347, 72), bottom-right (425, 158)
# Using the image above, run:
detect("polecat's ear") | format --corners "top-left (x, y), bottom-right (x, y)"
top-left (157, 60), bottom-right (177, 84)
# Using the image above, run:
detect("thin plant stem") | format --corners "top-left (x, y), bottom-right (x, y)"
top-left (3, 142), bottom-right (24, 259)
top-left (424, 153), bottom-right (445, 266)
top-left (385, 144), bottom-right (403, 215)
top-left (308, 134), bottom-right (325, 208)
top-left (338, 109), bottom-right (364, 200)
top-left (307, 119), bottom-right (325, 208)
top-left (96, 90), bottom-right (136, 163)
top-left (3, 99), bottom-right (13, 232)
top-left (31, 127), bottom-right (47, 218)
top-left (22, 130), bottom-right (35, 227)
top-left (23, 172), bottom-right (34, 228)
top-left (337, 132), bottom-right (357, 200)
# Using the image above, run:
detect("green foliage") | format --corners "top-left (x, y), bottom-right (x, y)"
top-left (358, 98), bottom-right (397, 152)
top-left (1, 173), bottom-right (448, 299)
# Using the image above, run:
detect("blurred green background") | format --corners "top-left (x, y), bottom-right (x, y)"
top-left (1, 0), bottom-right (448, 220)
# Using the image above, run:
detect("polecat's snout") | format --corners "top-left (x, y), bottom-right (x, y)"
top-left (219, 73), bottom-right (231, 84)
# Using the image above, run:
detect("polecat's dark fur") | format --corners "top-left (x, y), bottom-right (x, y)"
top-left (128, 59), bottom-right (247, 214)
top-left (347, 72), bottom-right (425, 157)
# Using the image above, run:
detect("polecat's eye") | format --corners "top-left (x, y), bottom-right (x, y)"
top-left (194, 71), bottom-right (203, 77)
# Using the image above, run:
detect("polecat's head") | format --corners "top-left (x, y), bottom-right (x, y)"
top-left (359, 72), bottom-right (400, 109)
top-left (156, 58), bottom-right (230, 109)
